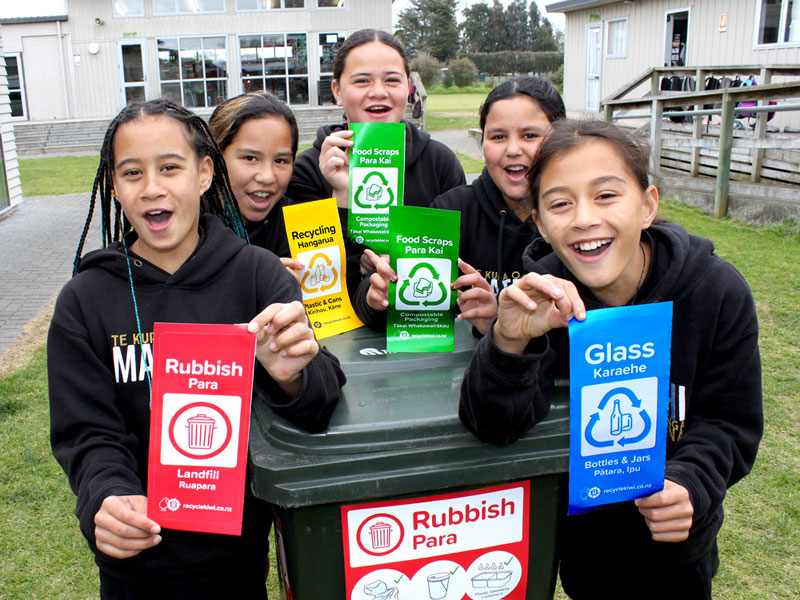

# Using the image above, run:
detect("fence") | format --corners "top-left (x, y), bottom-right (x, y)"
top-left (601, 66), bottom-right (800, 218)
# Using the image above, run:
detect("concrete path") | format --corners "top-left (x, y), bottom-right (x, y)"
top-left (0, 130), bottom-right (483, 360)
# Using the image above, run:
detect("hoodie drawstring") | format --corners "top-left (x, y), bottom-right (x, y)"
top-left (497, 209), bottom-right (507, 295)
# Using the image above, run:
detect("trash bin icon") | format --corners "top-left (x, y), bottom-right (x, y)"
top-left (186, 414), bottom-right (216, 450)
top-left (368, 521), bottom-right (392, 550)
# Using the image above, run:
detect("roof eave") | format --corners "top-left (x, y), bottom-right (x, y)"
top-left (546, 0), bottom-right (620, 14)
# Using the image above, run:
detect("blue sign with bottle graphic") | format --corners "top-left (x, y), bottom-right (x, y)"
top-left (567, 302), bottom-right (672, 514)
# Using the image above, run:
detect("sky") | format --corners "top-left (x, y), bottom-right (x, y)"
top-left (392, 0), bottom-right (565, 31)
top-left (0, 0), bottom-right (565, 29)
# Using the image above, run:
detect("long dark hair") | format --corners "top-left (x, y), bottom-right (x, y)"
top-left (210, 92), bottom-right (299, 158)
top-left (332, 29), bottom-right (410, 82)
top-left (74, 99), bottom-right (246, 275)
top-left (528, 119), bottom-right (653, 211)
top-left (479, 76), bottom-right (566, 134)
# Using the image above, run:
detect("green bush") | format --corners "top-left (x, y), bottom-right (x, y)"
top-left (547, 63), bottom-right (564, 95)
top-left (448, 57), bottom-right (478, 88)
top-left (410, 52), bottom-right (441, 87)
top-left (465, 51), bottom-right (563, 76)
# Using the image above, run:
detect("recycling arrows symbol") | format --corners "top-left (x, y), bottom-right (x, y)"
top-left (398, 262), bottom-right (448, 307)
top-left (354, 171), bottom-right (395, 209)
top-left (300, 252), bottom-right (338, 294)
top-left (584, 387), bottom-right (652, 448)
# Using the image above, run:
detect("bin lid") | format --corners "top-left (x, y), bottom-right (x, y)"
top-left (250, 320), bottom-right (569, 507)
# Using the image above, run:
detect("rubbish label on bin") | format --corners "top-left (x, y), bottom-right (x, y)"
top-left (567, 302), bottom-right (672, 515)
top-left (387, 206), bottom-right (460, 353)
top-left (341, 482), bottom-right (529, 600)
top-left (348, 122), bottom-right (406, 253)
top-left (283, 197), bottom-right (364, 339)
top-left (147, 323), bottom-right (256, 535)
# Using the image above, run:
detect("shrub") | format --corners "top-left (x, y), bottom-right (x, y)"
top-left (410, 52), bottom-right (441, 87)
top-left (465, 51), bottom-right (563, 76)
top-left (448, 58), bottom-right (478, 88)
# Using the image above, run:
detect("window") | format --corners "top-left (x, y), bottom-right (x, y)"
top-left (756, 0), bottom-right (800, 45)
top-left (154, 0), bottom-right (224, 15)
top-left (239, 33), bottom-right (309, 105)
top-left (606, 18), bottom-right (627, 58)
top-left (114, 0), bottom-right (145, 16)
top-left (236, 0), bottom-right (304, 9)
top-left (157, 37), bottom-right (228, 108)
top-left (317, 0), bottom-right (343, 7)
top-left (4, 55), bottom-right (27, 119)
top-left (318, 32), bottom-right (345, 104)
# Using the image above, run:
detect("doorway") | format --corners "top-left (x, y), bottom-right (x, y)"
top-left (665, 9), bottom-right (690, 67)
top-left (585, 24), bottom-right (602, 110)
top-left (117, 39), bottom-right (148, 106)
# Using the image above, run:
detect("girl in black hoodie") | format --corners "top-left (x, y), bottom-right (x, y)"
top-left (357, 77), bottom-right (564, 334)
top-left (48, 100), bottom-right (344, 599)
top-left (459, 120), bottom-right (762, 600)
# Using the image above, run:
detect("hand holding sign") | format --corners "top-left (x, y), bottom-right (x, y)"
top-left (248, 301), bottom-right (318, 396)
top-left (635, 479), bottom-right (693, 542)
top-left (95, 495), bottom-right (161, 559)
top-left (453, 258), bottom-right (497, 336)
top-left (279, 257), bottom-right (305, 283)
top-left (365, 249), bottom-right (398, 311)
top-left (494, 274), bottom-right (586, 355)
top-left (319, 129), bottom-right (354, 206)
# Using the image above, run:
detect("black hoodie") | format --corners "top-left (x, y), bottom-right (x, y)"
top-left (288, 121), bottom-right (466, 295)
top-left (459, 222), bottom-right (762, 593)
top-left (244, 194), bottom-right (291, 258)
top-left (48, 214), bottom-right (345, 583)
top-left (431, 167), bottom-right (550, 293)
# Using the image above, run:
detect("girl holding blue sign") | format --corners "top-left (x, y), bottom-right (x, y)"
top-left (459, 120), bottom-right (762, 599)
top-left (48, 99), bottom-right (345, 599)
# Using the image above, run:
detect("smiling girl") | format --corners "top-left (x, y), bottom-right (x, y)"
top-left (288, 29), bottom-right (465, 293)
top-left (459, 120), bottom-right (762, 600)
top-left (355, 77), bottom-right (564, 334)
top-left (48, 99), bottom-right (344, 599)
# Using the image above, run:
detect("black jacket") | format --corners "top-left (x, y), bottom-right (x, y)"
top-left (48, 215), bottom-right (345, 582)
top-left (288, 120), bottom-right (466, 296)
top-left (245, 195), bottom-right (291, 258)
top-left (459, 221), bottom-right (762, 578)
top-left (431, 167), bottom-right (549, 292)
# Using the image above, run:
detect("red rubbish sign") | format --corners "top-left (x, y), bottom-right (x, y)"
top-left (147, 323), bottom-right (257, 536)
top-left (341, 482), bottom-right (530, 600)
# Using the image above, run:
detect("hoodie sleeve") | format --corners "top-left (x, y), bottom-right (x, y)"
top-left (664, 261), bottom-right (762, 530)
top-left (286, 145), bottom-right (333, 204)
top-left (458, 324), bottom-right (554, 445)
top-left (48, 287), bottom-right (145, 547)
top-left (252, 253), bottom-right (345, 432)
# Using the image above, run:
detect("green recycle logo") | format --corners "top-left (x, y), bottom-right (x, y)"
top-left (399, 262), bottom-right (448, 307)
top-left (354, 171), bottom-right (395, 209)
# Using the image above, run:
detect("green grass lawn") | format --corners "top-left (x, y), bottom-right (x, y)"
top-left (425, 91), bottom-right (486, 131)
top-left (1, 200), bottom-right (797, 599)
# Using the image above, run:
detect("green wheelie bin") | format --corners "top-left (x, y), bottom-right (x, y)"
top-left (249, 320), bottom-right (568, 600)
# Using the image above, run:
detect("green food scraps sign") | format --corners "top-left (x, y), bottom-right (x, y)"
top-left (387, 206), bottom-right (460, 353)
top-left (348, 122), bottom-right (406, 254)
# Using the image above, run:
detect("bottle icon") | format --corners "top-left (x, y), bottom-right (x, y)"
top-left (610, 398), bottom-right (633, 436)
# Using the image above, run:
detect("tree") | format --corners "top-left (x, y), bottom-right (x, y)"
top-left (505, 0), bottom-right (530, 51)
top-left (395, 0), bottom-right (459, 62)
top-left (485, 0), bottom-right (508, 53)
top-left (448, 57), bottom-right (478, 87)
top-left (461, 2), bottom-right (493, 54)
top-left (530, 1), bottom-right (559, 51)
top-left (410, 52), bottom-right (442, 87)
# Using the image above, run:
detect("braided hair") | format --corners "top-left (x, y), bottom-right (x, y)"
top-left (73, 98), bottom-right (247, 276)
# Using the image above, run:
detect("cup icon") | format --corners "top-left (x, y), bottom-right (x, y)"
top-left (427, 572), bottom-right (450, 599)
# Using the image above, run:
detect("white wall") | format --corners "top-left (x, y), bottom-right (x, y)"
top-left (0, 29), bottom-right (24, 211)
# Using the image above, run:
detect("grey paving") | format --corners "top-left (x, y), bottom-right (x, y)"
top-left (0, 130), bottom-right (480, 360)
top-left (0, 193), bottom-right (100, 357)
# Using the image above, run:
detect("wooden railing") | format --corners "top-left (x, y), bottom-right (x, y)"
top-left (600, 66), bottom-right (800, 218)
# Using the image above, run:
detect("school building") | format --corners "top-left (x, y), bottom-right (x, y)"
top-left (0, 25), bottom-right (22, 216)
top-left (546, 0), bottom-right (800, 130)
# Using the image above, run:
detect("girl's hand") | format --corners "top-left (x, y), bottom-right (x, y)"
top-left (364, 249), bottom-right (397, 312)
top-left (493, 273), bottom-right (586, 354)
top-left (635, 479), bottom-right (694, 542)
top-left (454, 258), bottom-right (497, 335)
top-left (361, 250), bottom-right (389, 276)
top-left (279, 257), bottom-right (304, 283)
top-left (248, 301), bottom-right (318, 397)
top-left (319, 129), bottom-right (354, 207)
top-left (94, 495), bottom-right (161, 559)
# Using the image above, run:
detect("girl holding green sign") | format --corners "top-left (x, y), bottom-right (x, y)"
top-left (356, 76), bottom-right (565, 336)
top-left (287, 29), bottom-right (465, 292)
top-left (459, 120), bottom-right (762, 599)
